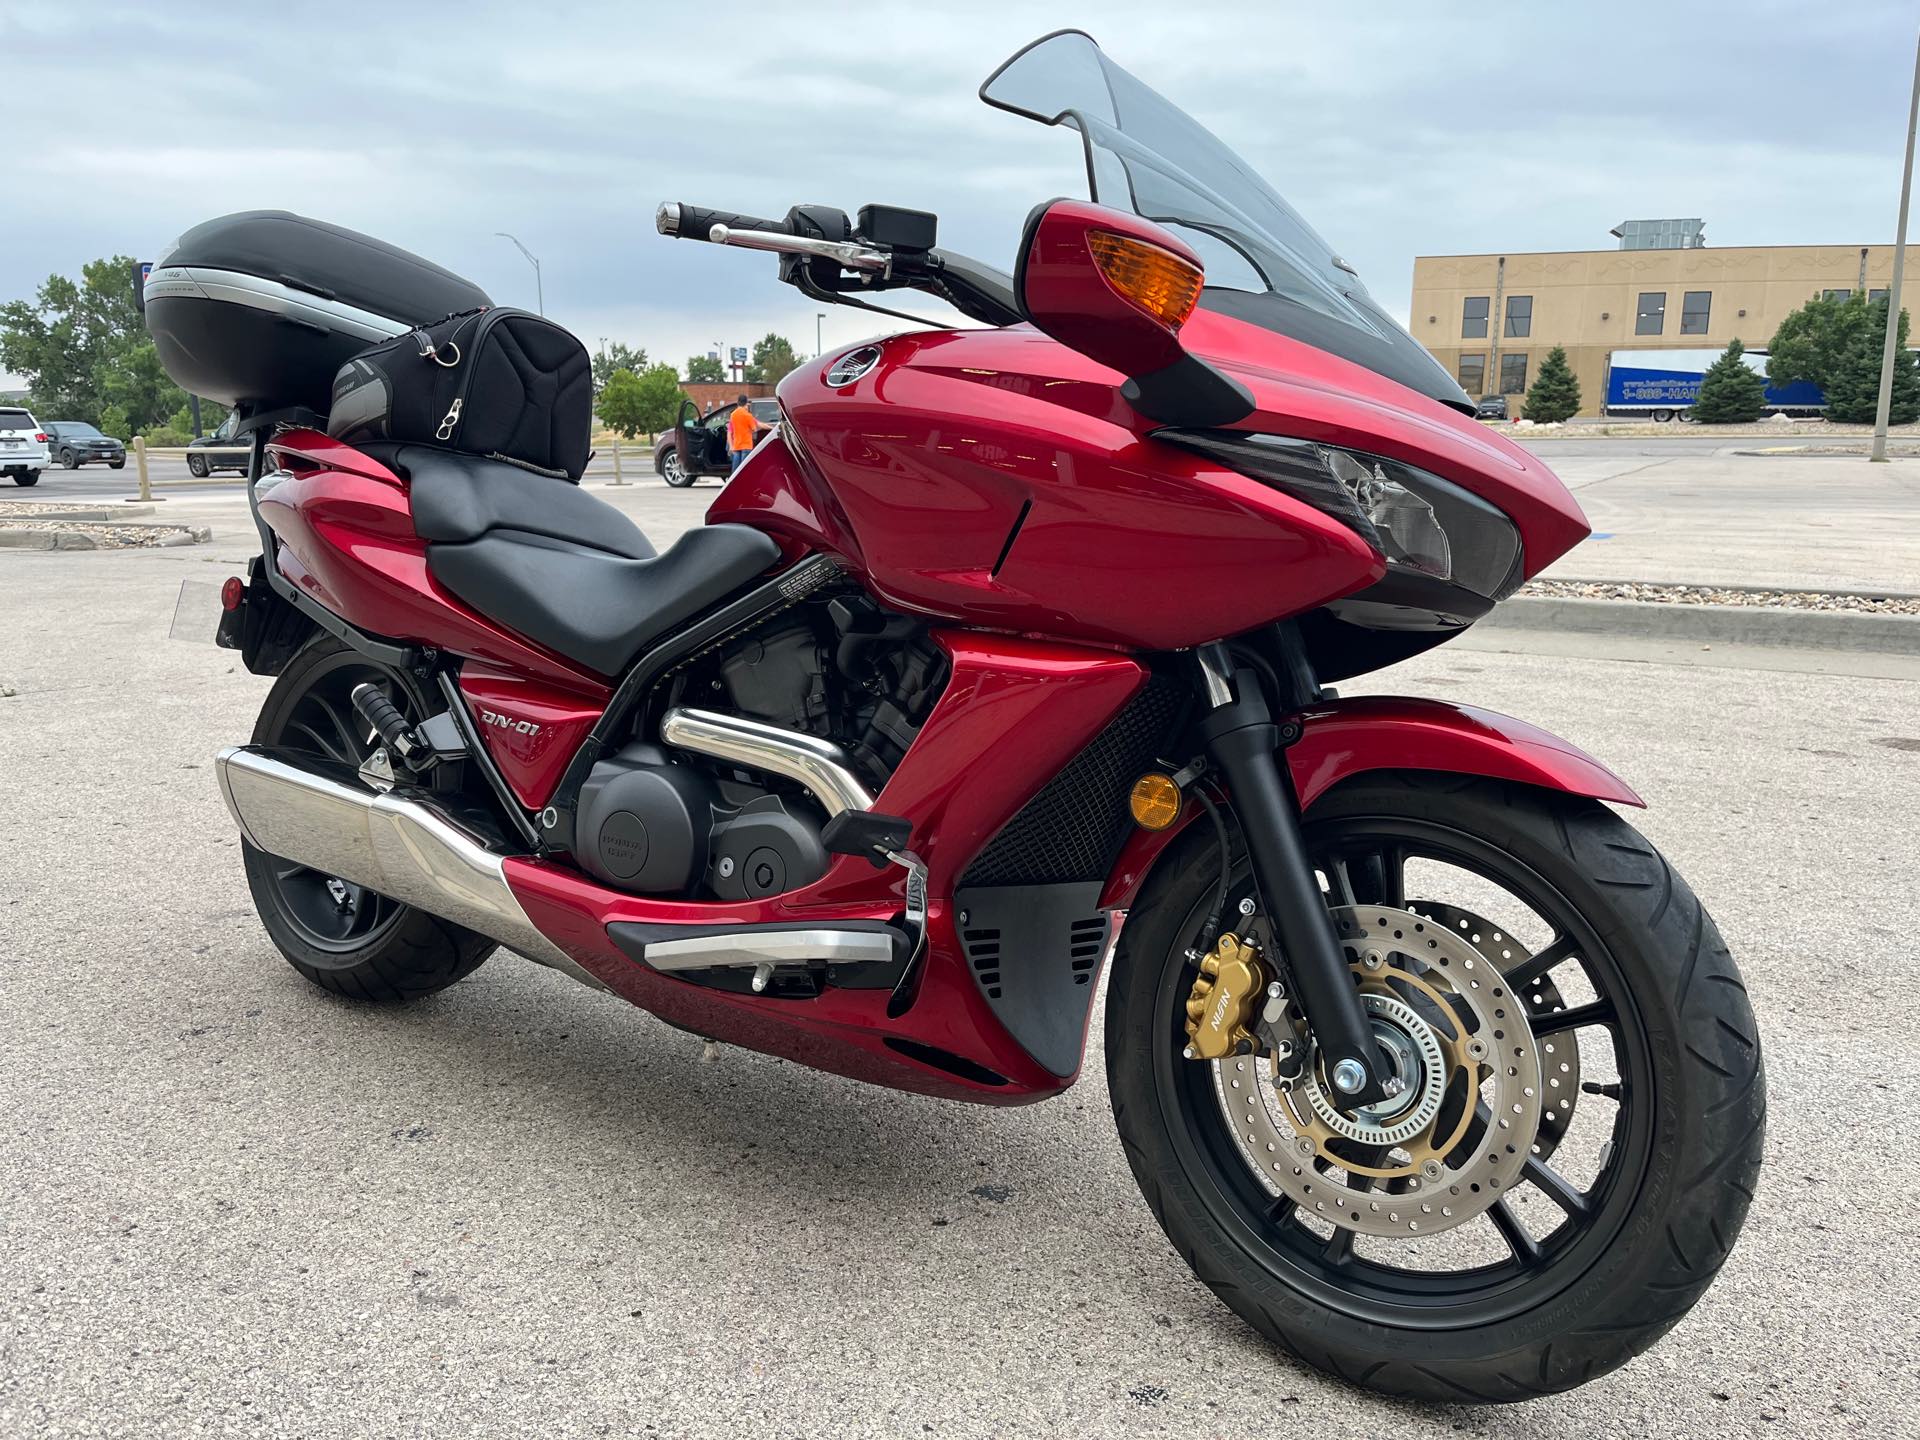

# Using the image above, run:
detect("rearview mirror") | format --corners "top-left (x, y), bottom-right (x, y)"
top-left (1015, 199), bottom-right (1252, 427)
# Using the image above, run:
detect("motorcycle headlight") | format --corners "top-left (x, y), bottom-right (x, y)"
top-left (1158, 431), bottom-right (1525, 601)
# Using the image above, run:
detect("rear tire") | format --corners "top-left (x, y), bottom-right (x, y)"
top-left (240, 635), bottom-right (494, 1001)
top-left (1105, 773), bottom-right (1763, 1402)
top-left (13, 471), bottom-right (39, 487)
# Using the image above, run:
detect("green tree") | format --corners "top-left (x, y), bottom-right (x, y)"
top-left (748, 332), bottom-right (803, 385)
top-left (596, 363), bottom-right (686, 439)
top-left (1767, 292), bottom-right (1872, 394)
top-left (1825, 299), bottom-right (1920, 424)
top-left (1522, 345), bottom-right (1581, 423)
top-left (1690, 338), bottom-right (1768, 424)
top-left (0, 254), bottom-right (194, 433)
top-left (591, 341), bottom-right (647, 396)
top-left (686, 353), bottom-right (725, 383)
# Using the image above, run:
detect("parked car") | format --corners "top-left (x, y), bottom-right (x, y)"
top-left (1473, 394), bottom-right (1508, 420)
top-left (186, 412), bottom-right (249, 476)
top-left (0, 406), bottom-right (50, 486)
top-left (654, 396), bottom-right (781, 487)
top-left (43, 421), bottom-right (127, 470)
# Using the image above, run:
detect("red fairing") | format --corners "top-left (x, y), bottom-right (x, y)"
top-left (1178, 307), bottom-right (1591, 580)
top-left (456, 665), bottom-right (608, 810)
top-left (764, 331), bottom-right (1381, 650)
top-left (505, 632), bottom-right (1145, 1102)
top-left (259, 430), bottom-right (606, 691)
top-left (706, 431), bottom-right (864, 567)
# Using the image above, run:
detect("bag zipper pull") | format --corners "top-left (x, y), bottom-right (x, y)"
top-left (436, 397), bottom-right (463, 440)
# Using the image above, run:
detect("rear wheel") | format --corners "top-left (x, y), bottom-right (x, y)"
top-left (1106, 773), bottom-right (1763, 1402)
top-left (240, 636), bottom-right (494, 1001)
top-left (13, 471), bottom-right (39, 487)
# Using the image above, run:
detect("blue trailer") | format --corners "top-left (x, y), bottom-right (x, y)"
top-left (1602, 348), bottom-right (1827, 420)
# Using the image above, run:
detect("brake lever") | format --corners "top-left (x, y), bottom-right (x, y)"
top-left (709, 223), bottom-right (891, 275)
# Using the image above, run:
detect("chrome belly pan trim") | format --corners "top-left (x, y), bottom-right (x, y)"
top-left (643, 928), bottom-right (897, 972)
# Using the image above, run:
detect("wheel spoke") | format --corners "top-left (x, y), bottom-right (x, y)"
top-left (1523, 1155), bottom-right (1591, 1216)
top-left (1528, 997), bottom-right (1616, 1038)
top-left (1487, 1197), bottom-right (1541, 1262)
top-left (1325, 860), bottom-right (1359, 908)
top-left (1505, 933), bottom-right (1577, 990)
top-left (1350, 845), bottom-right (1405, 908)
top-left (1322, 1225), bottom-right (1357, 1266)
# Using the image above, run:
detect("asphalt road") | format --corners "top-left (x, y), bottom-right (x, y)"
top-left (2, 521), bottom-right (1916, 1437)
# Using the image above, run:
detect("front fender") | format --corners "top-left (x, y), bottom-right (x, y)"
top-left (1099, 696), bottom-right (1639, 909)
top-left (1286, 696), bottom-right (1642, 810)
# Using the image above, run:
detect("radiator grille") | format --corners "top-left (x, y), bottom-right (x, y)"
top-left (1068, 916), bottom-right (1108, 987)
top-left (963, 925), bottom-right (1005, 999)
top-left (960, 675), bottom-right (1183, 888)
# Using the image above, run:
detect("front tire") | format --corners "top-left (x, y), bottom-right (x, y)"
top-left (658, 448), bottom-right (693, 487)
top-left (240, 636), bottom-right (494, 1001)
top-left (187, 453), bottom-right (209, 478)
top-left (1106, 773), bottom-right (1763, 1402)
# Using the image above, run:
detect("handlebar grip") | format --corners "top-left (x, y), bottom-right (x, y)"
top-left (656, 202), bottom-right (794, 242)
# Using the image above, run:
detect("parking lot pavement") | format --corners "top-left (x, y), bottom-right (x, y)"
top-left (4, 519), bottom-right (1918, 1438)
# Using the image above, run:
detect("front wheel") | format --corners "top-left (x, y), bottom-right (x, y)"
top-left (240, 636), bottom-right (494, 1001)
top-left (187, 454), bottom-right (208, 477)
top-left (657, 447), bottom-right (693, 487)
top-left (1106, 773), bottom-right (1763, 1402)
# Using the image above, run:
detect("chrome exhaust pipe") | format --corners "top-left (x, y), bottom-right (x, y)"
top-left (659, 707), bottom-right (873, 816)
top-left (213, 745), bottom-right (604, 991)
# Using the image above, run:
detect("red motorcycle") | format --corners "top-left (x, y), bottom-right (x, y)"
top-left (154, 31), bottom-right (1761, 1402)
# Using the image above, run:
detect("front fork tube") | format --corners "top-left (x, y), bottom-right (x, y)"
top-left (1195, 645), bottom-right (1385, 1104)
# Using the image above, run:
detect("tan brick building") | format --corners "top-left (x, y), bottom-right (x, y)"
top-left (1409, 239), bottom-right (1920, 417)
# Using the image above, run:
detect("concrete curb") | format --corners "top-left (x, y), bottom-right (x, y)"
top-left (0, 522), bottom-right (211, 552)
top-left (0, 504), bottom-right (157, 522)
top-left (1541, 576), bottom-right (1920, 603)
top-left (1484, 595), bottom-right (1920, 655)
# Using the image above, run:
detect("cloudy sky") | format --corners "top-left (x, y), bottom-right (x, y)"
top-left (3, 1), bottom-right (1915, 384)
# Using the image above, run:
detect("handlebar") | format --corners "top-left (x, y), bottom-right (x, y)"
top-left (655, 201), bottom-right (792, 241)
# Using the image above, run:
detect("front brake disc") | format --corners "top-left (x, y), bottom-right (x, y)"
top-left (1217, 904), bottom-right (1545, 1239)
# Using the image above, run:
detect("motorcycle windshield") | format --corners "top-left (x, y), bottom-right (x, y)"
top-left (981, 31), bottom-right (1471, 414)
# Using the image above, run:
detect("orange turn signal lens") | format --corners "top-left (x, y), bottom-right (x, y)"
top-left (1086, 231), bottom-right (1204, 330)
top-left (1129, 772), bottom-right (1183, 831)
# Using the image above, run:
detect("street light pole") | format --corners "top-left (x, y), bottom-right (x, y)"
top-left (816, 312), bottom-right (826, 357)
top-left (495, 232), bottom-right (544, 316)
top-left (1871, 30), bottom-right (1920, 463)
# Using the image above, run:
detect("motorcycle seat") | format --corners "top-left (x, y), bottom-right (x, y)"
top-left (388, 447), bottom-right (782, 676)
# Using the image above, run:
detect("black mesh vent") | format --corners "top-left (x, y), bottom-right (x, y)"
top-left (961, 675), bottom-right (1184, 887)
top-left (1068, 916), bottom-right (1108, 987)
top-left (964, 926), bottom-right (1005, 999)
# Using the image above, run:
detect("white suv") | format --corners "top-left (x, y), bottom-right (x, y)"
top-left (1, 406), bottom-right (50, 487)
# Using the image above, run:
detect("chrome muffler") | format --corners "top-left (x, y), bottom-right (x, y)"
top-left (213, 745), bottom-right (604, 990)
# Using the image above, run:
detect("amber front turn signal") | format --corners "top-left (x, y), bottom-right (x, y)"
top-left (1129, 772), bottom-right (1183, 831)
top-left (1086, 231), bottom-right (1204, 330)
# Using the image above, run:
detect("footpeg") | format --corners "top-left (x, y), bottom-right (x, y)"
top-left (349, 685), bottom-right (469, 774)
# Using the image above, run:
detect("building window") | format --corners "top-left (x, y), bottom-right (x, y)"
top-left (1635, 292), bottom-right (1666, 335)
top-left (1680, 291), bottom-right (1711, 335)
top-left (1458, 354), bottom-right (1486, 394)
top-left (1462, 296), bottom-right (1489, 338)
top-left (1500, 353), bottom-right (1528, 394)
top-left (1870, 288), bottom-right (1890, 304)
top-left (1822, 288), bottom-right (1853, 301)
top-left (1504, 295), bottom-right (1532, 338)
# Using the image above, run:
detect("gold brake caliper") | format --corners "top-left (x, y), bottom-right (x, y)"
top-left (1183, 933), bottom-right (1268, 1060)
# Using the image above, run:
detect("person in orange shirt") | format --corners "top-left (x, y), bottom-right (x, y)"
top-left (726, 394), bottom-right (760, 472)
